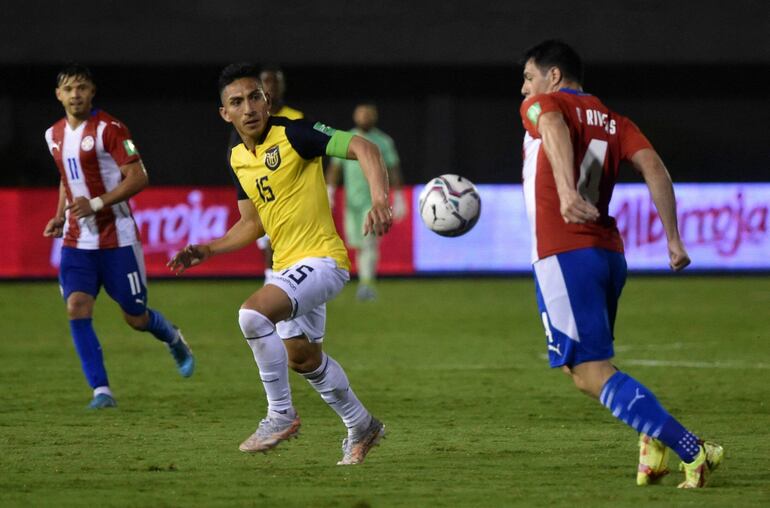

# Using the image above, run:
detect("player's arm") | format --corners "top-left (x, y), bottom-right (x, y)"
top-left (345, 135), bottom-right (392, 236)
top-left (537, 111), bottom-right (600, 224)
top-left (630, 148), bottom-right (690, 271)
top-left (43, 180), bottom-right (67, 237)
top-left (168, 199), bottom-right (265, 275)
top-left (67, 161), bottom-right (149, 219)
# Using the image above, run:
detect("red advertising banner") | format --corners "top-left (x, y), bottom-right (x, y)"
top-left (1, 187), bottom-right (415, 278)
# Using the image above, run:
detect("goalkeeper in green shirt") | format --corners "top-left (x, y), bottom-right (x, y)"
top-left (327, 102), bottom-right (405, 301)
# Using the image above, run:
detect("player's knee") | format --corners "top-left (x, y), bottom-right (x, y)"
top-left (570, 372), bottom-right (603, 398)
top-left (287, 342), bottom-right (322, 373)
top-left (238, 308), bottom-right (275, 339)
top-left (66, 293), bottom-right (93, 319)
top-left (123, 312), bottom-right (148, 331)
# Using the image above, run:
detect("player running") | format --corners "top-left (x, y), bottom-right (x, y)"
top-left (168, 63), bottom-right (391, 465)
top-left (43, 64), bottom-right (194, 409)
top-left (518, 40), bottom-right (723, 488)
top-left (226, 67), bottom-right (303, 284)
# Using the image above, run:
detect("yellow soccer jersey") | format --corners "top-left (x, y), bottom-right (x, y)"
top-left (276, 104), bottom-right (303, 120)
top-left (229, 116), bottom-right (354, 271)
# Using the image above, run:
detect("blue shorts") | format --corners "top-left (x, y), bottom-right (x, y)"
top-left (59, 245), bottom-right (148, 316)
top-left (533, 247), bottom-right (627, 369)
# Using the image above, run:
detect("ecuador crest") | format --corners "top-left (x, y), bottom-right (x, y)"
top-left (265, 145), bottom-right (281, 170)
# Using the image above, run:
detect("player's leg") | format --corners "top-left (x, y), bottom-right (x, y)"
top-left (356, 233), bottom-right (379, 301)
top-left (344, 204), bottom-right (375, 301)
top-left (237, 283), bottom-right (298, 453)
top-left (535, 248), bottom-right (722, 486)
top-left (59, 247), bottom-right (115, 408)
top-left (273, 258), bottom-right (384, 464)
top-left (102, 244), bottom-right (194, 377)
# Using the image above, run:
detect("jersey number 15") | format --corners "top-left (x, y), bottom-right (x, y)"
top-left (256, 176), bottom-right (275, 203)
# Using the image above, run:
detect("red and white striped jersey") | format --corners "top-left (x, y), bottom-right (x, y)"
top-left (45, 110), bottom-right (142, 249)
top-left (520, 89), bottom-right (652, 263)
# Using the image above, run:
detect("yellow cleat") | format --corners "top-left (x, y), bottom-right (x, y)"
top-left (677, 441), bottom-right (724, 488)
top-left (637, 434), bottom-right (670, 486)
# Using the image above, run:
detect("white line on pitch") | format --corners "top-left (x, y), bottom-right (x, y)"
top-left (622, 359), bottom-right (769, 370)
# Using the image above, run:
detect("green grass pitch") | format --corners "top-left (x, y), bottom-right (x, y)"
top-left (1, 277), bottom-right (768, 507)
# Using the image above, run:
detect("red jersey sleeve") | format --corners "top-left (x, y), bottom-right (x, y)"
top-left (519, 94), bottom-right (561, 138)
top-left (618, 115), bottom-right (653, 161)
top-left (102, 121), bottom-right (141, 167)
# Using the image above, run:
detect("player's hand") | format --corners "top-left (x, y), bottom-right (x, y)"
top-left (364, 197), bottom-right (393, 237)
top-left (559, 190), bottom-right (600, 224)
top-left (392, 190), bottom-right (407, 221)
top-left (43, 217), bottom-right (65, 238)
top-left (65, 196), bottom-right (95, 218)
top-left (668, 238), bottom-right (691, 272)
top-left (167, 244), bottom-right (212, 275)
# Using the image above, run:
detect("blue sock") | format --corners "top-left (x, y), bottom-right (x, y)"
top-left (69, 318), bottom-right (109, 389)
top-left (599, 371), bottom-right (700, 462)
top-left (144, 308), bottom-right (178, 344)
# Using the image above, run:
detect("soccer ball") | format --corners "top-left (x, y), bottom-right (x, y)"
top-left (418, 174), bottom-right (481, 237)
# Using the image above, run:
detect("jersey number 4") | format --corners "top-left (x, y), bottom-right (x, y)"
top-left (577, 139), bottom-right (608, 205)
top-left (256, 176), bottom-right (275, 203)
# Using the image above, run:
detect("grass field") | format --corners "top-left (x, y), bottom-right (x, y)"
top-left (1, 277), bottom-right (768, 507)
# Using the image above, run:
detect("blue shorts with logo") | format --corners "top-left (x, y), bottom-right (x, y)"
top-left (533, 247), bottom-right (627, 369)
top-left (59, 245), bottom-right (148, 316)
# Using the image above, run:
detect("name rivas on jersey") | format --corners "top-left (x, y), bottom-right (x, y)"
top-left (576, 107), bottom-right (617, 135)
top-left (615, 191), bottom-right (768, 256)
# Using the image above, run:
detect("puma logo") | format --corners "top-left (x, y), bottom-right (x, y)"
top-left (627, 388), bottom-right (646, 410)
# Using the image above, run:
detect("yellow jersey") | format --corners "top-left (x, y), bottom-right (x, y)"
top-left (229, 117), bottom-right (354, 271)
top-left (275, 104), bottom-right (303, 120)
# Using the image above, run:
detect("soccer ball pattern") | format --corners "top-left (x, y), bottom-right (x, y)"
top-left (418, 174), bottom-right (481, 237)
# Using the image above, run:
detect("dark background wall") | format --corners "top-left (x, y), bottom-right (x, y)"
top-left (2, 1), bottom-right (768, 187)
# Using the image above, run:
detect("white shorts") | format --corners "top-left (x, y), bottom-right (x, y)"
top-left (268, 257), bottom-right (350, 342)
top-left (256, 235), bottom-right (271, 250)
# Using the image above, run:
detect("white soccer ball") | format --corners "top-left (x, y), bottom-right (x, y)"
top-left (418, 174), bottom-right (481, 237)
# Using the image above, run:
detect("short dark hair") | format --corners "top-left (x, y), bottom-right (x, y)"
top-left (56, 63), bottom-right (94, 87)
top-left (521, 40), bottom-right (584, 85)
top-left (218, 63), bottom-right (261, 98)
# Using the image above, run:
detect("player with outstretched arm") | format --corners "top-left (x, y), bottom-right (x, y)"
top-left (168, 63), bottom-right (391, 465)
top-left (518, 40), bottom-right (723, 488)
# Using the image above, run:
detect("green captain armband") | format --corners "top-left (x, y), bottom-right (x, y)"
top-left (325, 130), bottom-right (355, 159)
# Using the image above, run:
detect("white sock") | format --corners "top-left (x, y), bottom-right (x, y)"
top-left (93, 386), bottom-right (112, 397)
top-left (239, 309), bottom-right (293, 414)
top-left (302, 353), bottom-right (370, 433)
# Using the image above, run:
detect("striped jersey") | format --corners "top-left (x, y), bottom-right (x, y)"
top-left (45, 109), bottom-right (141, 249)
top-left (520, 89), bottom-right (652, 262)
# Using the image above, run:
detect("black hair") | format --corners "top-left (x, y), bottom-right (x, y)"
top-left (521, 40), bottom-right (584, 85)
top-left (56, 63), bottom-right (94, 87)
top-left (218, 63), bottom-right (261, 98)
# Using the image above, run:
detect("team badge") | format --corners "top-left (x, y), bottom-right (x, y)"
top-left (264, 145), bottom-right (281, 170)
top-left (80, 136), bottom-right (95, 151)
